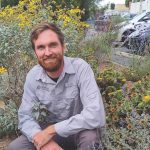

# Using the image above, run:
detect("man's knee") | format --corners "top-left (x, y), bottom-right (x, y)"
top-left (79, 129), bottom-right (98, 143)
top-left (7, 135), bottom-right (36, 150)
top-left (7, 139), bottom-right (18, 150)
top-left (77, 129), bottom-right (100, 150)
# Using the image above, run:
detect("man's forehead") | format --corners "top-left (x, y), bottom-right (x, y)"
top-left (34, 31), bottom-right (59, 41)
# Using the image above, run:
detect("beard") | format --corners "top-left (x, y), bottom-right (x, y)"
top-left (38, 53), bottom-right (63, 72)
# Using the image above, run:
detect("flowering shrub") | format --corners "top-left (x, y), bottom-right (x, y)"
top-left (0, 0), bottom-right (90, 137)
top-left (97, 67), bottom-right (150, 149)
top-left (0, 100), bottom-right (18, 138)
top-left (0, 0), bottom-right (89, 51)
top-left (97, 67), bottom-right (126, 95)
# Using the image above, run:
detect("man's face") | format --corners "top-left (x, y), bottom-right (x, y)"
top-left (34, 29), bottom-right (64, 72)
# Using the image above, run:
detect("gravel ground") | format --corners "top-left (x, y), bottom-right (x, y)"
top-left (0, 137), bottom-right (11, 150)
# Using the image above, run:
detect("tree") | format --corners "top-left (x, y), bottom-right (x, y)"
top-left (47, 0), bottom-right (100, 20)
top-left (1, 0), bottom-right (19, 7)
top-left (110, 3), bottom-right (115, 10)
top-left (1, 0), bottom-right (100, 21)
top-left (125, 0), bottom-right (132, 7)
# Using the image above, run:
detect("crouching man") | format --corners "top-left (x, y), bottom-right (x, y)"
top-left (8, 22), bottom-right (105, 150)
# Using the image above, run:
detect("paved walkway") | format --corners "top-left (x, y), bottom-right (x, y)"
top-left (85, 27), bottom-right (140, 67)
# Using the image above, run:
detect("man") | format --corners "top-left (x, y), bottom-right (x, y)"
top-left (8, 22), bottom-right (105, 150)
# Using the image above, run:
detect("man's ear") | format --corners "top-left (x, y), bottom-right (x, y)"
top-left (34, 49), bottom-right (38, 58)
top-left (63, 43), bottom-right (68, 53)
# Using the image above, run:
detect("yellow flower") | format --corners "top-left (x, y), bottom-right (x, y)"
top-left (139, 119), bottom-right (147, 127)
top-left (8, 8), bottom-right (14, 15)
top-left (81, 22), bottom-right (90, 28)
top-left (122, 79), bottom-right (126, 82)
top-left (51, 1), bottom-right (56, 4)
top-left (143, 96), bottom-right (150, 103)
top-left (110, 107), bottom-right (115, 113)
top-left (19, 1), bottom-right (25, 6)
top-left (117, 89), bottom-right (122, 93)
top-left (0, 101), bottom-right (5, 109)
top-left (112, 116), bottom-right (118, 122)
top-left (69, 8), bottom-right (81, 14)
top-left (125, 117), bottom-right (131, 123)
top-left (97, 77), bottom-right (102, 81)
top-left (127, 124), bottom-right (133, 130)
top-left (108, 91), bottom-right (115, 96)
top-left (0, 67), bottom-right (7, 74)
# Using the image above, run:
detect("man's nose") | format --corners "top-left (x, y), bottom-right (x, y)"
top-left (44, 47), bottom-right (52, 56)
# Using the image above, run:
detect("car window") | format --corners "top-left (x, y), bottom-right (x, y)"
top-left (139, 13), bottom-right (150, 22)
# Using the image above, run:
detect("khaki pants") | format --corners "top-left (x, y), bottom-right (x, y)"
top-left (7, 129), bottom-right (102, 150)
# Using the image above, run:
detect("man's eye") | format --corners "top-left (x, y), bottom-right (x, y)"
top-left (38, 47), bottom-right (44, 50)
top-left (51, 45), bottom-right (57, 47)
top-left (49, 43), bottom-right (58, 48)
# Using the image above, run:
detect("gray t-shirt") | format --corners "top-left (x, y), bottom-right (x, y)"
top-left (18, 56), bottom-right (105, 141)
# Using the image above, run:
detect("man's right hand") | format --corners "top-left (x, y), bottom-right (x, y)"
top-left (33, 125), bottom-right (56, 150)
top-left (41, 140), bottom-right (63, 150)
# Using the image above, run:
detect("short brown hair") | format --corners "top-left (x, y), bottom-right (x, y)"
top-left (30, 22), bottom-right (64, 49)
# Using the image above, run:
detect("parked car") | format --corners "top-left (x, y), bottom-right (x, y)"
top-left (122, 26), bottom-right (150, 54)
top-left (117, 11), bottom-right (150, 42)
top-left (122, 13), bottom-right (137, 21)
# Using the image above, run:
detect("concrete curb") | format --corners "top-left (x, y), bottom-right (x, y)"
top-left (115, 51), bottom-right (142, 59)
top-left (110, 61), bottom-right (129, 68)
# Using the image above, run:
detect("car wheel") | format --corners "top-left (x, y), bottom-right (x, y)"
top-left (129, 37), bottom-right (146, 55)
top-left (121, 30), bottom-right (135, 42)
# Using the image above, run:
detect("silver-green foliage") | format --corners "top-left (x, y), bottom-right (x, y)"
top-left (0, 23), bottom-right (34, 66)
top-left (0, 23), bottom-right (35, 105)
top-left (102, 128), bottom-right (150, 150)
top-left (0, 24), bottom-right (35, 137)
top-left (32, 102), bottom-right (52, 124)
top-left (0, 100), bottom-right (18, 138)
top-left (131, 55), bottom-right (150, 77)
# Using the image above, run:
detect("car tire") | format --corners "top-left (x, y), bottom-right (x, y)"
top-left (121, 29), bottom-right (135, 42)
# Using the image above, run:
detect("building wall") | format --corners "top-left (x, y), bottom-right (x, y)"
top-left (130, 0), bottom-right (150, 14)
top-left (115, 4), bottom-right (129, 11)
top-left (105, 3), bottom-right (129, 16)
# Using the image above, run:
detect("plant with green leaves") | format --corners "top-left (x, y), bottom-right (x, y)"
top-left (130, 55), bottom-right (150, 78)
top-left (0, 100), bottom-right (18, 138)
top-left (32, 102), bottom-right (52, 124)
top-left (102, 128), bottom-right (150, 150)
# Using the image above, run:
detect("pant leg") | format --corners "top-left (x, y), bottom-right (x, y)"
top-left (7, 135), bottom-right (36, 150)
top-left (7, 129), bottom-right (102, 150)
top-left (7, 134), bottom-right (76, 150)
top-left (53, 128), bottom-right (102, 150)
top-left (75, 129), bottom-right (102, 150)
top-left (52, 134), bottom-right (76, 150)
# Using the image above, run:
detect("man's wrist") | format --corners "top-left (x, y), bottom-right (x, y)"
top-left (45, 124), bottom-right (56, 136)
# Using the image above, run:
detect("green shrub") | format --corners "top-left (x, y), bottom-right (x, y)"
top-left (102, 128), bottom-right (150, 150)
top-left (130, 56), bottom-right (150, 78)
top-left (0, 100), bottom-right (18, 138)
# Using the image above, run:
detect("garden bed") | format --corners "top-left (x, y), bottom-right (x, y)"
top-left (97, 63), bottom-right (150, 149)
top-left (0, 136), bottom-right (16, 150)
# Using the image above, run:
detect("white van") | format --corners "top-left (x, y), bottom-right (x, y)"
top-left (117, 11), bottom-right (150, 42)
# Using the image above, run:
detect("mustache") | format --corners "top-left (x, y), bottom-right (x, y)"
top-left (43, 54), bottom-right (57, 60)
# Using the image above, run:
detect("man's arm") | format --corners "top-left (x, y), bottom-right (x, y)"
top-left (18, 73), bottom-right (42, 142)
top-left (19, 72), bottom-right (60, 149)
top-left (54, 62), bottom-right (106, 137)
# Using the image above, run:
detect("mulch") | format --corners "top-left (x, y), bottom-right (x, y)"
top-left (0, 136), bottom-right (16, 150)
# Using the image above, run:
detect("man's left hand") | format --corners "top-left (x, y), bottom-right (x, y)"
top-left (33, 125), bottom-right (56, 150)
